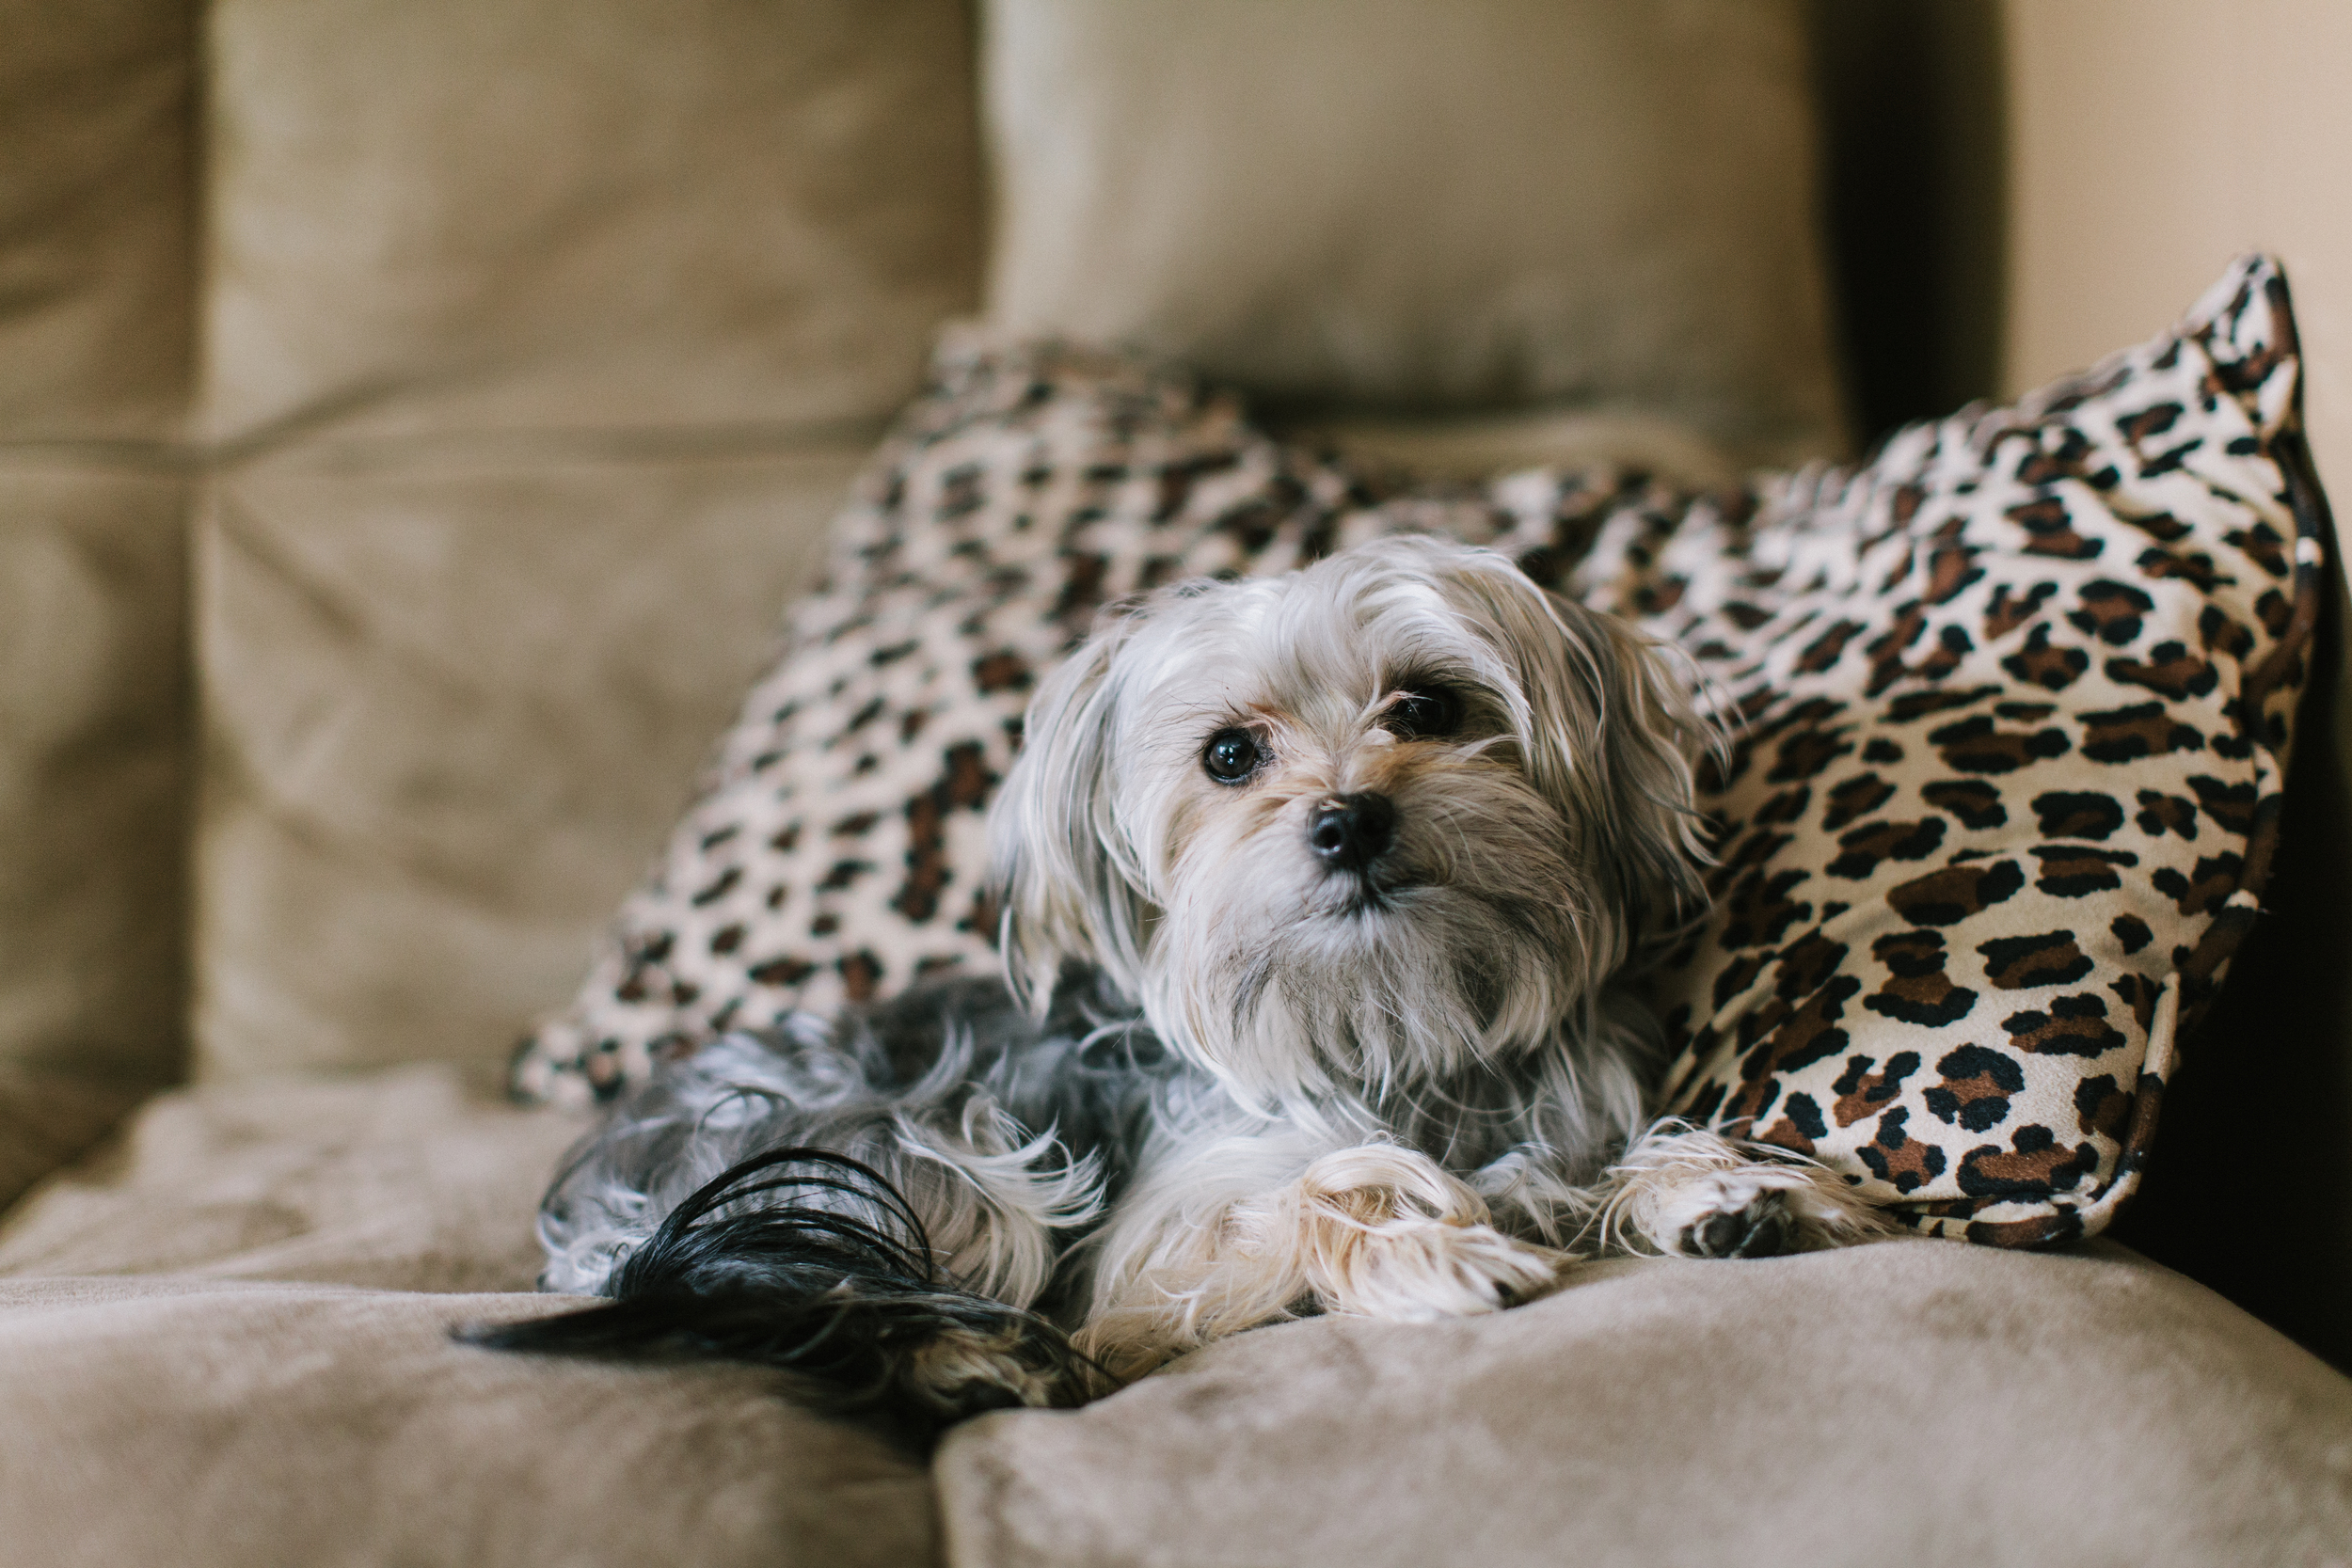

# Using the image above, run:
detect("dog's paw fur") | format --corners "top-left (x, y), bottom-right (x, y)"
top-left (1295, 1143), bottom-right (1569, 1319)
top-left (1326, 1212), bottom-right (1569, 1319)
top-left (1655, 1167), bottom-right (1813, 1259)
top-left (1279, 1147), bottom-right (1571, 1316)
top-left (1601, 1122), bottom-right (1885, 1259)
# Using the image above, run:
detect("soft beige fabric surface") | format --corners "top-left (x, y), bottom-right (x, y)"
top-left (983, 0), bottom-right (1848, 462)
top-left (199, 0), bottom-right (979, 443)
top-left (1291, 405), bottom-right (1747, 490)
top-left (0, 1070), bottom-right (935, 1567)
top-left (183, 0), bottom-right (984, 1081)
top-left (0, 0), bottom-right (193, 442)
top-left (193, 442), bottom-right (863, 1080)
top-left (939, 1241), bottom-right (2352, 1568)
top-left (0, 1068), bottom-right (153, 1214)
top-left (6, 1069), bottom-right (2349, 1567)
top-left (0, 1064), bottom-right (586, 1291)
top-left (0, 3), bottom-right (196, 1196)
top-left (0, 463), bottom-right (189, 1098)
top-left (0, 1275), bottom-right (936, 1568)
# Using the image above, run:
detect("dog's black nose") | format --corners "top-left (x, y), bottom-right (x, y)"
top-left (1307, 793), bottom-right (1395, 871)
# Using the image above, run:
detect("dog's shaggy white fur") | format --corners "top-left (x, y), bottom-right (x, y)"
top-left (990, 534), bottom-right (1877, 1375)
top-left (500, 536), bottom-right (1878, 1426)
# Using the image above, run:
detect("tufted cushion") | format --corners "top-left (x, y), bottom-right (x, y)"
top-left (518, 258), bottom-right (2325, 1248)
top-left (182, 0), bottom-right (984, 1082)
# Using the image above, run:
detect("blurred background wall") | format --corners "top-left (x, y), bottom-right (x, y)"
top-left (2003, 0), bottom-right (2350, 485)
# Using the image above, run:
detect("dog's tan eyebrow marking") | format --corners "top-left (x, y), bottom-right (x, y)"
top-left (1165, 696), bottom-right (1270, 736)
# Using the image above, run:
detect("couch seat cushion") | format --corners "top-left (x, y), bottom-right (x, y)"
top-left (4, 1073), bottom-right (2345, 1565)
top-left (0, 1064), bottom-right (586, 1291)
top-left (938, 1240), bottom-right (2352, 1568)
top-left (0, 1276), bottom-right (934, 1568)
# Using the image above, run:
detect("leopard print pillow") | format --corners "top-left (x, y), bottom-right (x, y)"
top-left (1576, 258), bottom-right (2325, 1243)
top-left (515, 257), bottom-right (2326, 1248)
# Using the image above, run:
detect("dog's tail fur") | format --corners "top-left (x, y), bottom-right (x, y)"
top-left (458, 1144), bottom-right (1104, 1450)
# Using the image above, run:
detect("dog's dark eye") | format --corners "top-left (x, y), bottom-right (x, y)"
top-left (1202, 728), bottom-right (1263, 784)
top-left (1383, 686), bottom-right (1464, 740)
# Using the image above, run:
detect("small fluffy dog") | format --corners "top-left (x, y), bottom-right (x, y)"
top-left (475, 535), bottom-right (1875, 1441)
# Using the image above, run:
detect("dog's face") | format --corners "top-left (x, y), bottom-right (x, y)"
top-left (993, 535), bottom-right (1708, 1104)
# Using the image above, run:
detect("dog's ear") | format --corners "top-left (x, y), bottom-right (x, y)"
top-left (1437, 547), bottom-right (1717, 967)
top-left (988, 607), bottom-right (1157, 1014)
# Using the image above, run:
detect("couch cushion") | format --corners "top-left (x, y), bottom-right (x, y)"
top-left (0, 461), bottom-right (191, 1200)
top-left (192, 443), bottom-right (862, 1080)
top-left (982, 0), bottom-right (1847, 465)
top-left (0, 0), bottom-right (193, 442)
top-left (937, 1240), bottom-right (2352, 1568)
top-left (0, 1064), bottom-right (584, 1292)
top-left (0, 1276), bottom-right (935, 1568)
top-left (0, 0), bottom-right (199, 1197)
top-left (7, 1074), bottom-right (2342, 1568)
top-left (183, 0), bottom-right (987, 1081)
top-left (197, 0), bottom-right (979, 444)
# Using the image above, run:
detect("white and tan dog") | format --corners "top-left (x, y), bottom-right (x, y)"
top-left (483, 535), bottom-right (1876, 1440)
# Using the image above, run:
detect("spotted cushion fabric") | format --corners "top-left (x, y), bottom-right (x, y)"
top-left (1592, 258), bottom-right (2325, 1243)
top-left (516, 257), bottom-right (2327, 1247)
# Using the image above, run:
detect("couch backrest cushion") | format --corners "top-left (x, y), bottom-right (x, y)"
top-left (0, 0), bottom-right (194, 443)
top-left (0, 0), bottom-right (199, 1197)
top-left (187, 0), bottom-right (986, 1080)
top-left (196, 0), bottom-right (980, 446)
top-left (981, 0), bottom-right (1849, 466)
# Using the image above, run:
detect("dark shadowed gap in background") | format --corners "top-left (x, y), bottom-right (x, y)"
top-left (2112, 565), bottom-right (2352, 1373)
top-left (1808, 0), bottom-right (2007, 447)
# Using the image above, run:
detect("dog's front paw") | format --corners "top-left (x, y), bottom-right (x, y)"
top-left (1295, 1144), bottom-right (1567, 1320)
top-left (1606, 1124), bottom-right (1887, 1259)
top-left (1663, 1169), bottom-right (1805, 1259)
top-left (1337, 1216), bottom-right (1568, 1320)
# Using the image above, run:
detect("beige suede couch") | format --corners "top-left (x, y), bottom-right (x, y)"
top-left (3, 3), bottom-right (2349, 1564)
